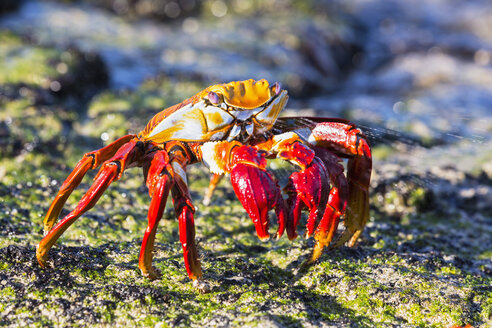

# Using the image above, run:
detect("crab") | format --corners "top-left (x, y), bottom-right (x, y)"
top-left (36, 79), bottom-right (371, 290)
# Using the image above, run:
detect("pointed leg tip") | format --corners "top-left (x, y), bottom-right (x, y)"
top-left (36, 246), bottom-right (48, 268)
top-left (193, 278), bottom-right (210, 293)
top-left (287, 231), bottom-right (298, 241)
top-left (331, 227), bottom-right (363, 249)
top-left (36, 257), bottom-right (48, 268)
top-left (140, 266), bottom-right (162, 280)
top-left (297, 257), bottom-right (315, 274)
top-left (348, 230), bottom-right (363, 247)
top-left (303, 231), bottom-right (313, 240)
top-left (331, 230), bottom-right (351, 248)
top-left (302, 259), bottom-right (314, 268)
top-left (309, 245), bottom-right (324, 264)
top-left (272, 231), bottom-right (284, 241)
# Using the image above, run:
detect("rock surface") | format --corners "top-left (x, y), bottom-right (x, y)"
top-left (0, 0), bottom-right (491, 327)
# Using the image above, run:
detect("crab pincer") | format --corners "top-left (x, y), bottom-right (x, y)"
top-left (277, 141), bottom-right (348, 263)
top-left (229, 145), bottom-right (286, 241)
top-left (285, 157), bottom-right (330, 240)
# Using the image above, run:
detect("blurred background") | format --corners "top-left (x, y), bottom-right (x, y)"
top-left (0, 0), bottom-right (491, 326)
top-left (1, 0), bottom-right (492, 157)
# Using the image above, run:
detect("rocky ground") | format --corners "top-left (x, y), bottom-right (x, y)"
top-left (0, 0), bottom-right (491, 327)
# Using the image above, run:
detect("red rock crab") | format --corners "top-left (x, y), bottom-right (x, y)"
top-left (37, 79), bottom-right (372, 290)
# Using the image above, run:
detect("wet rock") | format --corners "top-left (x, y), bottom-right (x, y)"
top-left (368, 162), bottom-right (492, 268)
top-left (0, 31), bottom-right (108, 158)
top-left (0, 31), bottom-right (108, 102)
top-left (302, 0), bottom-right (492, 145)
top-left (0, 121), bottom-right (23, 157)
top-left (1, 1), bottom-right (358, 95)
top-left (0, 245), bottom-right (34, 263)
top-left (88, 0), bottom-right (201, 21)
top-left (62, 0), bottom-right (202, 21)
top-left (0, 0), bottom-right (24, 15)
top-left (0, 104), bottom-right (67, 158)
top-left (372, 163), bottom-right (492, 218)
top-left (0, 1), bottom-right (491, 327)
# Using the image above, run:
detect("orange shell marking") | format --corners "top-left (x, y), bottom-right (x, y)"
top-left (202, 79), bottom-right (272, 109)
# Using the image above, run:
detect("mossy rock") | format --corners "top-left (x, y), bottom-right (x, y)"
top-left (0, 30), bottom-right (109, 159)
top-left (68, 0), bottom-right (202, 21)
top-left (0, 30), bottom-right (108, 101)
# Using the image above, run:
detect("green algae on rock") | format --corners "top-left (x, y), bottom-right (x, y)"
top-left (1, 0), bottom-right (492, 325)
top-left (0, 30), bottom-right (107, 99)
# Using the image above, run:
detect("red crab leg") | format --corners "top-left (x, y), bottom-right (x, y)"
top-left (202, 173), bottom-right (223, 206)
top-left (308, 147), bottom-right (348, 262)
top-left (176, 198), bottom-right (201, 279)
top-left (43, 134), bottom-right (135, 234)
top-left (308, 122), bottom-right (372, 247)
top-left (36, 139), bottom-right (141, 267)
top-left (138, 150), bottom-right (173, 280)
top-left (254, 133), bottom-right (322, 240)
top-left (229, 145), bottom-right (286, 240)
top-left (170, 150), bottom-right (202, 281)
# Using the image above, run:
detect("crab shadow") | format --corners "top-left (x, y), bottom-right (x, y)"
top-left (199, 245), bottom-right (380, 327)
top-left (2, 228), bottom-right (485, 327)
top-left (8, 242), bottom-right (374, 326)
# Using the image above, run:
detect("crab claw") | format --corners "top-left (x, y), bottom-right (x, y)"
top-left (230, 146), bottom-right (286, 241)
top-left (284, 157), bottom-right (331, 240)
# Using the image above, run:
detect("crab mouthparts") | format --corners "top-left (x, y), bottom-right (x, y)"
top-left (227, 120), bottom-right (255, 142)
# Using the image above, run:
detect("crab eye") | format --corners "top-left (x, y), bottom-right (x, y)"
top-left (271, 82), bottom-right (282, 96)
top-left (208, 91), bottom-right (221, 105)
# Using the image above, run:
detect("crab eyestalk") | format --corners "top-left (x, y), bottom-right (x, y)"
top-left (207, 91), bottom-right (221, 105)
top-left (271, 81), bottom-right (282, 96)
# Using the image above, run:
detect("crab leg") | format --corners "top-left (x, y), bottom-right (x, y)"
top-left (37, 139), bottom-right (141, 267)
top-left (139, 150), bottom-right (173, 280)
top-left (308, 122), bottom-right (372, 247)
top-left (175, 192), bottom-right (201, 279)
top-left (286, 157), bottom-right (346, 263)
top-left (168, 148), bottom-right (203, 281)
top-left (255, 133), bottom-right (326, 240)
top-left (273, 139), bottom-right (341, 245)
top-left (308, 147), bottom-right (348, 262)
top-left (202, 173), bottom-right (223, 206)
top-left (43, 134), bottom-right (135, 234)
